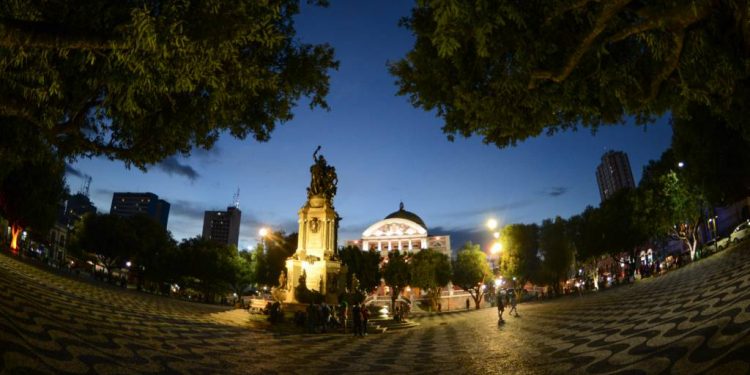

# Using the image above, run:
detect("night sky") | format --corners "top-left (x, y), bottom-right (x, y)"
top-left (66, 1), bottom-right (673, 252)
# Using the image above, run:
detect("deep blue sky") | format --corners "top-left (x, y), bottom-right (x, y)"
top-left (67, 1), bottom-right (672, 252)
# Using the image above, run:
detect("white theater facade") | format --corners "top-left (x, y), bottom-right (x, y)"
top-left (347, 203), bottom-right (450, 258)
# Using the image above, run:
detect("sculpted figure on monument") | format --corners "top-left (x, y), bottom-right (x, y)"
top-left (307, 145), bottom-right (338, 201)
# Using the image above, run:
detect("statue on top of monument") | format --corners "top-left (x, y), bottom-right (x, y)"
top-left (308, 145), bottom-right (338, 201)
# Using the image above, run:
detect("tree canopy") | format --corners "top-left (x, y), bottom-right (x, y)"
top-left (410, 249), bottom-right (451, 310)
top-left (539, 217), bottom-right (575, 296)
top-left (0, 0), bottom-right (337, 168)
top-left (338, 245), bottom-right (382, 293)
top-left (452, 242), bottom-right (492, 309)
top-left (671, 106), bottom-right (750, 206)
top-left (383, 250), bottom-right (411, 308)
top-left (499, 223), bottom-right (539, 287)
top-left (391, 1), bottom-right (750, 147)
top-left (0, 153), bottom-right (66, 251)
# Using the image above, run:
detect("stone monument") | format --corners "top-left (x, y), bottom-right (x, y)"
top-left (284, 146), bottom-right (344, 303)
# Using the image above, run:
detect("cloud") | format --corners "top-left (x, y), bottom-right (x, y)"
top-left (429, 226), bottom-right (487, 256)
top-left (156, 157), bottom-right (200, 181)
top-left (65, 164), bottom-right (84, 178)
top-left (169, 199), bottom-right (207, 219)
top-left (541, 186), bottom-right (569, 197)
top-left (438, 200), bottom-right (535, 219)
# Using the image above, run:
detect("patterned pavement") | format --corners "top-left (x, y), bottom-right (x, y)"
top-left (2, 244), bottom-right (750, 374)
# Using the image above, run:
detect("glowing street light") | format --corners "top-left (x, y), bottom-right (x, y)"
top-left (259, 227), bottom-right (269, 252)
top-left (491, 242), bottom-right (502, 254)
top-left (486, 218), bottom-right (498, 231)
top-left (126, 261), bottom-right (132, 268)
top-left (678, 161), bottom-right (685, 168)
top-left (493, 232), bottom-right (500, 239)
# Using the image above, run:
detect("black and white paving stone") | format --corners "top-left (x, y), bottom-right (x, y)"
top-left (2, 244), bottom-right (750, 374)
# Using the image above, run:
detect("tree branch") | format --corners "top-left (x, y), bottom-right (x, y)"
top-left (607, 1), bottom-right (713, 44)
top-left (530, 0), bottom-right (632, 89)
top-left (0, 18), bottom-right (120, 50)
top-left (545, 0), bottom-right (602, 23)
top-left (646, 31), bottom-right (684, 102)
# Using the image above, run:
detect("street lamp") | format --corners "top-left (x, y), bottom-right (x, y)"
top-left (259, 227), bottom-right (269, 252)
top-left (486, 218), bottom-right (498, 231)
top-left (491, 242), bottom-right (502, 254)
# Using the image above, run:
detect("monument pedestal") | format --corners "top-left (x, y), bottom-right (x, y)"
top-left (284, 195), bottom-right (344, 304)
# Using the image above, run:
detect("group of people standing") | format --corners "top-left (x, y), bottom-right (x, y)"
top-left (297, 301), bottom-right (369, 336)
top-left (496, 288), bottom-right (519, 323)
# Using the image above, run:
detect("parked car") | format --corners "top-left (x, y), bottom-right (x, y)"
top-left (729, 221), bottom-right (750, 244)
top-left (702, 237), bottom-right (730, 255)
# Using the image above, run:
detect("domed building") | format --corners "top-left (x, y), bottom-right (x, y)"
top-left (347, 202), bottom-right (451, 258)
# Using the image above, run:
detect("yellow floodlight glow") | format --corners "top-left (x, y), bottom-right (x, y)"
top-left (486, 218), bottom-right (498, 230)
top-left (491, 242), bottom-right (502, 254)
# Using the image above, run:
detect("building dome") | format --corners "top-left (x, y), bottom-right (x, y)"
top-left (384, 202), bottom-right (426, 230)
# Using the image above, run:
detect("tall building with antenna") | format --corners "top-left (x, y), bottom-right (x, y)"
top-left (202, 191), bottom-right (242, 247)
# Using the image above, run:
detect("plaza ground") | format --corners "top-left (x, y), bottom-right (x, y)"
top-left (1, 245), bottom-right (750, 374)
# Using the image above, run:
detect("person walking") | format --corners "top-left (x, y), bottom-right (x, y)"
top-left (496, 290), bottom-right (505, 323)
top-left (339, 301), bottom-right (348, 334)
top-left (465, 298), bottom-right (470, 310)
top-left (352, 303), bottom-right (362, 337)
top-left (509, 289), bottom-right (519, 317)
top-left (361, 304), bottom-right (369, 336)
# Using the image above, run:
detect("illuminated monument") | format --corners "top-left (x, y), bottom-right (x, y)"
top-left (284, 146), bottom-right (343, 303)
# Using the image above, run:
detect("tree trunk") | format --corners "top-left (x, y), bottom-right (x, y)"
top-left (473, 287), bottom-right (483, 309)
top-left (10, 224), bottom-right (22, 253)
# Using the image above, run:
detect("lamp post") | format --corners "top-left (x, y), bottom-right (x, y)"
top-left (259, 227), bottom-right (269, 253)
top-left (486, 218), bottom-right (502, 274)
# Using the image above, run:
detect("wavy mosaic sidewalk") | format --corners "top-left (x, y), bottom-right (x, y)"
top-left (1, 245), bottom-right (750, 374)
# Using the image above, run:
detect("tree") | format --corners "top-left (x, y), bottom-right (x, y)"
top-left (391, 1), bottom-right (750, 148)
top-left (410, 249), bottom-right (451, 311)
top-left (452, 242), bottom-right (492, 309)
top-left (498, 223), bottom-right (539, 288)
top-left (174, 236), bottom-right (238, 302)
top-left (128, 214), bottom-right (176, 289)
top-left (671, 105), bottom-right (750, 206)
top-left (567, 206), bottom-right (608, 289)
top-left (639, 149), bottom-right (707, 260)
top-left (253, 230), bottom-right (296, 287)
top-left (0, 153), bottom-right (66, 253)
top-left (69, 213), bottom-right (134, 275)
top-left (338, 245), bottom-right (381, 293)
top-left (0, 1), bottom-right (338, 168)
top-left (539, 217), bottom-right (575, 296)
top-left (383, 250), bottom-right (411, 310)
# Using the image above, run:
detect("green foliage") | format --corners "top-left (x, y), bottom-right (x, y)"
top-left (452, 242), bottom-right (492, 309)
top-left (499, 224), bottom-right (539, 286)
top-left (383, 250), bottom-right (411, 306)
top-left (671, 105), bottom-right (750, 206)
top-left (410, 249), bottom-right (451, 310)
top-left (0, 1), bottom-right (338, 168)
top-left (392, 1), bottom-right (750, 147)
top-left (174, 236), bottom-right (239, 299)
top-left (68, 213), bottom-right (136, 273)
top-left (0, 150), bottom-right (66, 241)
top-left (539, 217), bottom-right (575, 296)
top-left (253, 231), bottom-right (296, 287)
top-left (338, 245), bottom-right (381, 292)
top-left (638, 149), bottom-right (706, 259)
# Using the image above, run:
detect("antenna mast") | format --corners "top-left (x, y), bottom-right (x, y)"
top-left (232, 188), bottom-right (240, 209)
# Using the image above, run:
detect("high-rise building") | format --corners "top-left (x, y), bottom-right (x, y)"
top-left (110, 192), bottom-right (170, 228)
top-left (202, 206), bottom-right (241, 247)
top-left (596, 150), bottom-right (636, 202)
